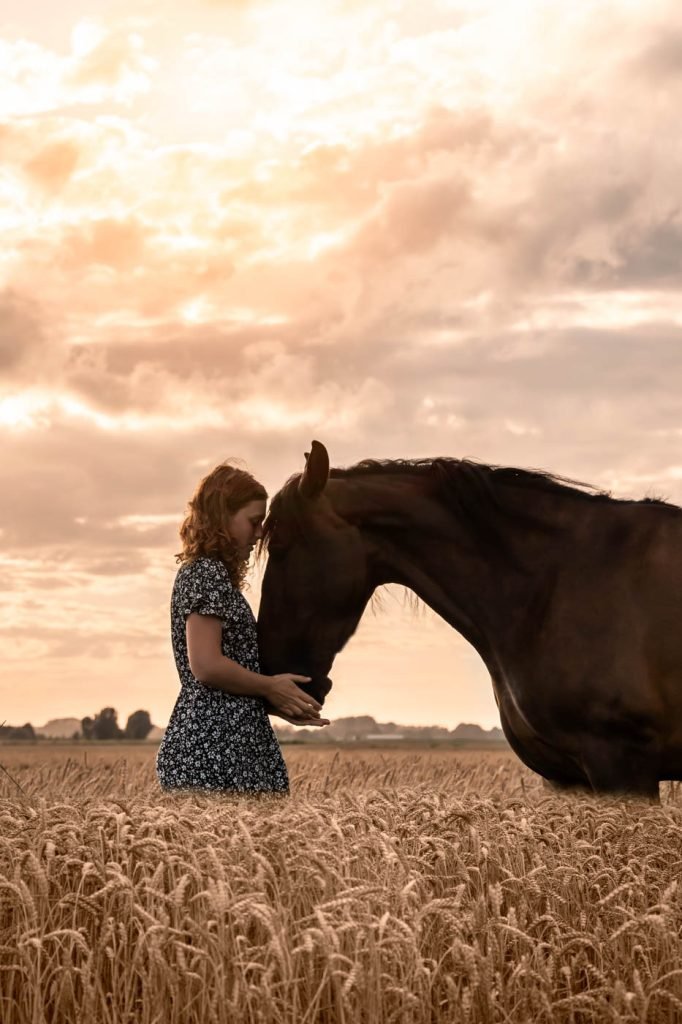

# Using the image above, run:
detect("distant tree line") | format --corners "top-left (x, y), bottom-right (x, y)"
top-left (0, 709), bottom-right (154, 741)
top-left (81, 708), bottom-right (153, 741)
top-left (0, 723), bottom-right (36, 741)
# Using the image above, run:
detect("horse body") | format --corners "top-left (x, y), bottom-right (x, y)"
top-left (258, 442), bottom-right (682, 798)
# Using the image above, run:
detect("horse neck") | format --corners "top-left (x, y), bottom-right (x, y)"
top-left (328, 471), bottom-right (568, 655)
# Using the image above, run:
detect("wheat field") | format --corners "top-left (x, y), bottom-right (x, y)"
top-left (2, 743), bottom-right (682, 1023)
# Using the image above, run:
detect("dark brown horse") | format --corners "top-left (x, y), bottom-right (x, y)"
top-left (258, 440), bottom-right (682, 798)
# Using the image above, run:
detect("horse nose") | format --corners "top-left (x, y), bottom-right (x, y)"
top-left (297, 675), bottom-right (333, 706)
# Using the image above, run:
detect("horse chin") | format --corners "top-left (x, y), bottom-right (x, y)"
top-left (298, 676), bottom-right (333, 706)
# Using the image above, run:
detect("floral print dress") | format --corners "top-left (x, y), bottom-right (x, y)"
top-left (156, 557), bottom-right (289, 794)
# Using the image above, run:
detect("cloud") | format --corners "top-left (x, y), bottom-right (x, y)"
top-left (59, 216), bottom-right (148, 270)
top-left (23, 138), bottom-right (81, 191)
top-left (227, 106), bottom-right (499, 219)
top-left (1, 312), bottom-right (681, 572)
top-left (0, 290), bottom-right (52, 378)
top-left (67, 25), bottom-right (154, 91)
top-left (585, 217), bottom-right (682, 290)
top-left (351, 176), bottom-right (473, 262)
top-left (0, 26), bottom-right (156, 117)
top-left (633, 26), bottom-right (682, 80)
top-left (5, 38), bottom-right (679, 343)
top-left (0, 410), bottom-right (188, 558)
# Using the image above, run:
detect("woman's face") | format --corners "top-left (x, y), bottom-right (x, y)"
top-left (226, 498), bottom-right (267, 559)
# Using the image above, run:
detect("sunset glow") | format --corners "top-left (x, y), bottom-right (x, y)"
top-left (2, 0), bottom-right (682, 731)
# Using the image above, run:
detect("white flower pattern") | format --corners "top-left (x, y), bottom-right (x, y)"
top-left (155, 557), bottom-right (289, 794)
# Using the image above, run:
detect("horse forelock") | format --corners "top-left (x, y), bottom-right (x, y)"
top-left (261, 472), bottom-right (307, 553)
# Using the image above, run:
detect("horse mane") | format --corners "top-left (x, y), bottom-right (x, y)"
top-left (262, 457), bottom-right (681, 556)
top-left (336, 457), bottom-right (676, 507)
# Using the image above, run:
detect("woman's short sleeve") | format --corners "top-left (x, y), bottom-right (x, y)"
top-left (175, 559), bottom-right (235, 622)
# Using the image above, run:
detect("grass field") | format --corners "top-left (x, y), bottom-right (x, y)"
top-left (2, 743), bottom-right (682, 1023)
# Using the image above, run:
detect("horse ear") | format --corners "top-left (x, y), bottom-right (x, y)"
top-left (299, 440), bottom-right (329, 499)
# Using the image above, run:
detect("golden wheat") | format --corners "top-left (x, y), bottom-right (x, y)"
top-left (2, 744), bottom-right (682, 1023)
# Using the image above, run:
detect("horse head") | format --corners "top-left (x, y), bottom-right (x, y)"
top-left (258, 441), bottom-right (374, 706)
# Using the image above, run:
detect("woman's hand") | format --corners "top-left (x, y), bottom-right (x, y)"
top-left (273, 711), bottom-right (330, 728)
top-left (263, 673), bottom-right (326, 721)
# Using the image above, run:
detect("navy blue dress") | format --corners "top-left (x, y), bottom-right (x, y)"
top-left (156, 557), bottom-right (289, 794)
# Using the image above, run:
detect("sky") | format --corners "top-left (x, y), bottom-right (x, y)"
top-left (2, 0), bottom-right (682, 731)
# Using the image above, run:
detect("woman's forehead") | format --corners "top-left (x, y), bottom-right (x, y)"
top-left (240, 498), bottom-right (267, 516)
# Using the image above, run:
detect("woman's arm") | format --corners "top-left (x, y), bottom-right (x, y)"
top-left (186, 613), bottom-right (328, 722)
top-left (186, 613), bottom-right (266, 694)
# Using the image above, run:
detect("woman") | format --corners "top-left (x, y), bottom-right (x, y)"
top-left (156, 461), bottom-right (329, 794)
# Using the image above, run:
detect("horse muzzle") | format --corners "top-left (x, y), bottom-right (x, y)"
top-left (297, 676), bottom-right (333, 706)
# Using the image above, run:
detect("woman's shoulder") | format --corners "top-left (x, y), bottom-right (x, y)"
top-left (174, 557), bottom-right (233, 589)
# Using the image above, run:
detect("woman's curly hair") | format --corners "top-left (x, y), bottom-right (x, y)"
top-left (175, 462), bottom-right (267, 590)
